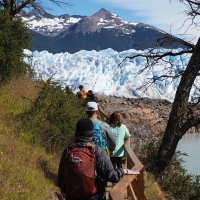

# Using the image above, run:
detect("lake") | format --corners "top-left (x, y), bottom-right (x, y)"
top-left (176, 132), bottom-right (200, 175)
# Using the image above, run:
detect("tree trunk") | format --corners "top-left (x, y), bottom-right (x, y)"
top-left (156, 37), bottom-right (200, 174)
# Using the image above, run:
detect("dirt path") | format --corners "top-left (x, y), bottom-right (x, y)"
top-left (49, 188), bottom-right (63, 200)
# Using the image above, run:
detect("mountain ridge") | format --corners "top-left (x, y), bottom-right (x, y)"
top-left (20, 8), bottom-right (185, 53)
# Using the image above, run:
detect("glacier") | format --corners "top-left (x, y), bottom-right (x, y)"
top-left (24, 48), bottom-right (199, 102)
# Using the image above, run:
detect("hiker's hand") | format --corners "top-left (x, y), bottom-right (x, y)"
top-left (123, 169), bottom-right (140, 175)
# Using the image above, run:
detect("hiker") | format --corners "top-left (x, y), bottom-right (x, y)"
top-left (57, 118), bottom-right (139, 200)
top-left (107, 111), bottom-right (131, 170)
top-left (76, 85), bottom-right (87, 99)
top-left (85, 101), bottom-right (116, 155)
top-left (64, 85), bottom-right (72, 94)
top-left (87, 90), bottom-right (99, 102)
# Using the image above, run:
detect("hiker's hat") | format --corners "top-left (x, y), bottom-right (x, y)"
top-left (75, 118), bottom-right (94, 137)
top-left (85, 102), bottom-right (98, 111)
top-left (88, 90), bottom-right (95, 95)
top-left (79, 85), bottom-right (83, 89)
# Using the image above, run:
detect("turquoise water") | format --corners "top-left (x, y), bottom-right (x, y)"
top-left (176, 132), bottom-right (200, 175)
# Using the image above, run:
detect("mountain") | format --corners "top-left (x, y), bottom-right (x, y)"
top-left (20, 11), bottom-right (85, 36)
top-left (20, 9), bottom-right (184, 54)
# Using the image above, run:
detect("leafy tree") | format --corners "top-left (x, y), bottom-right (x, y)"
top-left (122, 0), bottom-right (200, 175)
top-left (0, 10), bottom-right (31, 82)
top-left (0, 0), bottom-right (71, 82)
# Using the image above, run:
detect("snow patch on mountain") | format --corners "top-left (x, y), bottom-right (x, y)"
top-left (21, 14), bottom-right (82, 36)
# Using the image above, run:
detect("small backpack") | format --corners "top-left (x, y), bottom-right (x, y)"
top-left (92, 121), bottom-right (107, 149)
top-left (80, 91), bottom-right (87, 99)
top-left (64, 142), bottom-right (96, 198)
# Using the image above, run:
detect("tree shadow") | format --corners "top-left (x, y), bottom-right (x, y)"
top-left (37, 158), bottom-right (58, 185)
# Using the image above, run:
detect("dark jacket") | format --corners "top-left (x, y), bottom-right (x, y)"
top-left (57, 136), bottom-right (124, 200)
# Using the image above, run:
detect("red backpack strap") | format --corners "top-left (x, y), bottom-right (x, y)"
top-left (67, 143), bottom-right (77, 151)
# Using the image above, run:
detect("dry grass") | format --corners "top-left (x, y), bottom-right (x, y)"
top-left (0, 76), bottom-right (60, 200)
top-left (0, 77), bottom-right (41, 115)
top-left (145, 172), bottom-right (169, 200)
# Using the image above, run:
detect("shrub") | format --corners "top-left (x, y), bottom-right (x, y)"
top-left (20, 78), bottom-right (86, 154)
top-left (133, 134), bottom-right (200, 200)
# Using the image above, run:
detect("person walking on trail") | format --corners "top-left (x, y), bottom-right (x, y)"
top-left (87, 90), bottom-right (99, 102)
top-left (57, 118), bottom-right (139, 200)
top-left (107, 111), bottom-right (131, 170)
top-left (85, 101), bottom-right (116, 155)
top-left (76, 85), bottom-right (87, 99)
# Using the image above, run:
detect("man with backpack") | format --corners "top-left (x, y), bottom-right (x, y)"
top-left (85, 101), bottom-right (116, 156)
top-left (57, 118), bottom-right (139, 200)
top-left (76, 85), bottom-right (87, 99)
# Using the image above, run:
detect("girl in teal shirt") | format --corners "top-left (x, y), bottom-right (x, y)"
top-left (108, 111), bottom-right (131, 169)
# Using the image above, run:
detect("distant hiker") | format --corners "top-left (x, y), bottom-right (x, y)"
top-left (107, 111), bottom-right (131, 170)
top-left (85, 101), bottom-right (116, 156)
top-left (64, 85), bottom-right (72, 94)
top-left (57, 118), bottom-right (139, 200)
top-left (76, 85), bottom-right (87, 99)
top-left (87, 90), bottom-right (99, 102)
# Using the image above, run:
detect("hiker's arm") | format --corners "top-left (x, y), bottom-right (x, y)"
top-left (94, 95), bottom-right (99, 102)
top-left (102, 123), bottom-right (116, 152)
top-left (76, 92), bottom-right (81, 99)
top-left (124, 125), bottom-right (131, 140)
top-left (95, 147), bottom-right (124, 183)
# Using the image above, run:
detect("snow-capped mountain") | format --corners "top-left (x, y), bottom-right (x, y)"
top-left (20, 9), bottom-right (184, 54)
top-left (21, 8), bottom-right (163, 36)
top-left (20, 12), bottom-right (84, 36)
top-left (64, 8), bottom-right (141, 34)
top-left (24, 48), bottom-right (195, 103)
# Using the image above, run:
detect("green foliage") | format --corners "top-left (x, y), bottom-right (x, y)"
top-left (133, 134), bottom-right (200, 200)
top-left (161, 151), bottom-right (200, 200)
top-left (20, 78), bottom-right (86, 153)
top-left (133, 134), bottom-right (163, 174)
top-left (0, 10), bottom-right (32, 83)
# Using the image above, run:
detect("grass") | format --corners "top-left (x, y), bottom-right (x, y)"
top-left (144, 172), bottom-right (175, 200)
top-left (0, 76), bottom-right (59, 200)
top-left (0, 133), bottom-right (56, 199)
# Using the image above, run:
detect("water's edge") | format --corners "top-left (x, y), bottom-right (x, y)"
top-left (177, 132), bottom-right (200, 175)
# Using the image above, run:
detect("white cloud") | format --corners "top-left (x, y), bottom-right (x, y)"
top-left (90, 0), bottom-right (200, 43)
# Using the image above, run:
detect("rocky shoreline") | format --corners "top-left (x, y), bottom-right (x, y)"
top-left (97, 95), bottom-right (200, 142)
top-left (97, 95), bottom-right (172, 141)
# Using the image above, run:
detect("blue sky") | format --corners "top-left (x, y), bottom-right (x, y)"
top-left (43, 0), bottom-right (199, 43)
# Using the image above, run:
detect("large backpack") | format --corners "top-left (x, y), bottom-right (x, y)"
top-left (64, 142), bottom-right (97, 198)
top-left (92, 121), bottom-right (107, 149)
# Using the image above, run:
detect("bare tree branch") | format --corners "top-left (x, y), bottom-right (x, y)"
top-left (119, 47), bottom-right (193, 67)
top-left (0, 0), bottom-right (72, 16)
